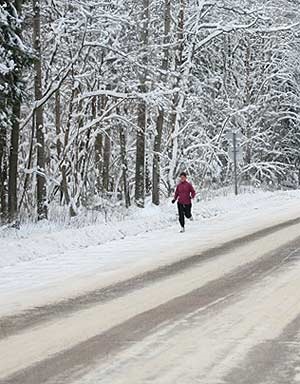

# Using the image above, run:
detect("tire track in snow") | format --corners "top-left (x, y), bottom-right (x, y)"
top-left (73, 254), bottom-right (300, 384)
top-left (1, 216), bottom-right (300, 340)
top-left (224, 308), bottom-right (300, 383)
top-left (1, 233), bottom-right (300, 384)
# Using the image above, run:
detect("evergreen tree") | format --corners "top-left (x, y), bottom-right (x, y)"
top-left (0, 0), bottom-right (31, 222)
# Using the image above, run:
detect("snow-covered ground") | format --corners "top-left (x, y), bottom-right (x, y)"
top-left (72, 259), bottom-right (300, 384)
top-left (2, 189), bottom-right (300, 384)
top-left (2, 208), bottom-right (300, 382)
top-left (1, 189), bottom-right (300, 316)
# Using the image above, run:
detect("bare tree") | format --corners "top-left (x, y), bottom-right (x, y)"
top-left (152, 0), bottom-right (171, 205)
top-left (33, 0), bottom-right (48, 219)
top-left (135, 0), bottom-right (149, 207)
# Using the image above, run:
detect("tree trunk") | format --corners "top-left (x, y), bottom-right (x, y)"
top-left (33, 0), bottom-right (48, 220)
top-left (8, 0), bottom-right (25, 221)
top-left (95, 133), bottom-right (103, 192)
top-left (152, 112), bottom-right (164, 205)
top-left (244, 43), bottom-right (252, 183)
top-left (55, 90), bottom-right (62, 160)
top-left (54, 89), bottom-right (66, 205)
top-left (8, 101), bottom-right (21, 221)
top-left (102, 129), bottom-right (111, 193)
top-left (152, 0), bottom-right (171, 205)
top-left (145, 154), bottom-right (151, 195)
top-left (61, 87), bottom-right (77, 217)
top-left (119, 125), bottom-right (130, 208)
top-left (0, 126), bottom-right (8, 223)
top-left (168, 0), bottom-right (187, 192)
top-left (1, 0), bottom-right (24, 223)
top-left (135, 101), bottom-right (146, 207)
top-left (134, 0), bottom-right (149, 208)
top-left (94, 95), bottom-right (104, 194)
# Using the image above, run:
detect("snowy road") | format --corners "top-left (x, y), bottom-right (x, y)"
top-left (2, 217), bottom-right (300, 383)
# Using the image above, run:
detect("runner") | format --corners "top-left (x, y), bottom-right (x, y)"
top-left (172, 172), bottom-right (196, 232)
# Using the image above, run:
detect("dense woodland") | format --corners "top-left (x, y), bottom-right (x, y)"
top-left (0, 0), bottom-right (300, 223)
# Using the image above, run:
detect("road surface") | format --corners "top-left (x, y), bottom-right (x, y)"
top-left (1, 217), bottom-right (300, 384)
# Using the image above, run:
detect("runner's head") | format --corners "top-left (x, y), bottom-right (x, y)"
top-left (179, 172), bottom-right (187, 182)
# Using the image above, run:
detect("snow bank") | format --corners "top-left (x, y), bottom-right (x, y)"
top-left (0, 189), bottom-right (300, 269)
top-left (1, 188), bottom-right (300, 316)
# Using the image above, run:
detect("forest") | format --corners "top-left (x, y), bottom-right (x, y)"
top-left (0, 0), bottom-right (300, 223)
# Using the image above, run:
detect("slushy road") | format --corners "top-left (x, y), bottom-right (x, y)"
top-left (2, 218), bottom-right (300, 384)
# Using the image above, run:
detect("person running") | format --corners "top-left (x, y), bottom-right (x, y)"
top-left (172, 172), bottom-right (196, 232)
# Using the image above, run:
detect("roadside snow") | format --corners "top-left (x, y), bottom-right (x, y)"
top-left (1, 189), bottom-right (299, 269)
top-left (0, 189), bottom-right (300, 315)
top-left (2, 219), bottom-right (300, 379)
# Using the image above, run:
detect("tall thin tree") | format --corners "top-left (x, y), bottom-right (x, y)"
top-left (33, 0), bottom-right (48, 219)
top-left (152, 0), bottom-right (171, 205)
top-left (8, 0), bottom-right (23, 221)
top-left (135, 0), bottom-right (149, 207)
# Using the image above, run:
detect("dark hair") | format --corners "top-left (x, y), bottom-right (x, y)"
top-left (180, 172), bottom-right (187, 177)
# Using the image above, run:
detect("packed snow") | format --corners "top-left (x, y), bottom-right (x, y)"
top-left (2, 207), bottom-right (300, 381)
top-left (1, 189), bottom-right (300, 316)
top-left (72, 260), bottom-right (300, 384)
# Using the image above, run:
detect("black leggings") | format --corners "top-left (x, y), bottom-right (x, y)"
top-left (177, 203), bottom-right (192, 228)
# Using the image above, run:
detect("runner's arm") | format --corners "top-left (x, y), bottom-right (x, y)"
top-left (173, 186), bottom-right (179, 201)
top-left (190, 184), bottom-right (196, 199)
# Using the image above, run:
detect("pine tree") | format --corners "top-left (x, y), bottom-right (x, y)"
top-left (0, 0), bottom-right (31, 222)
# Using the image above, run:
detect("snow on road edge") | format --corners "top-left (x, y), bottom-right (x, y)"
top-left (0, 189), bottom-right (300, 269)
top-left (1, 189), bottom-right (300, 316)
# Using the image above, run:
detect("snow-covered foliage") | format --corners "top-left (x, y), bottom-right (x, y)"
top-left (0, 0), bottom-right (300, 223)
top-left (0, 1), bottom-right (31, 124)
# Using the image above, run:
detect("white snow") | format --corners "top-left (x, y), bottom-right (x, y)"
top-left (1, 189), bottom-right (300, 316)
top-left (2, 216), bottom-right (300, 379)
top-left (76, 258), bottom-right (300, 384)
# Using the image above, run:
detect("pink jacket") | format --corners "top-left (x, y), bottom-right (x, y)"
top-left (174, 181), bottom-right (196, 205)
